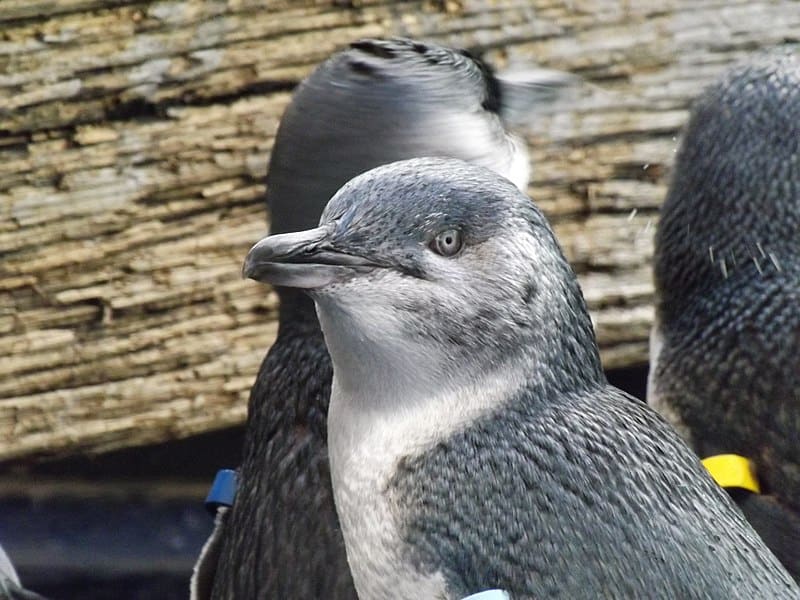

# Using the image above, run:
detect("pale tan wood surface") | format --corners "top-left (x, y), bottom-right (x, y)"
top-left (2, 0), bottom-right (798, 460)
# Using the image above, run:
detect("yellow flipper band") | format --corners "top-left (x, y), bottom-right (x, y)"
top-left (701, 454), bottom-right (761, 493)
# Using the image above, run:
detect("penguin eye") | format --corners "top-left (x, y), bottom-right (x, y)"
top-left (431, 229), bottom-right (463, 257)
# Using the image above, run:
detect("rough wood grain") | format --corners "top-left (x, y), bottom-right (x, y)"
top-left (2, 0), bottom-right (798, 461)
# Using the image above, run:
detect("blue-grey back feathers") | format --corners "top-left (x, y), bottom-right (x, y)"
top-left (649, 47), bottom-right (800, 579)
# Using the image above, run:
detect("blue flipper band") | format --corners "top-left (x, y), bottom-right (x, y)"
top-left (205, 469), bottom-right (238, 515)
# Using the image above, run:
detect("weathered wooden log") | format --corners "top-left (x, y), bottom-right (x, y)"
top-left (1, 0), bottom-right (797, 461)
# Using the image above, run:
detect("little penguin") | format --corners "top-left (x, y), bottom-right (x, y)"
top-left (648, 48), bottom-right (800, 579)
top-left (243, 157), bottom-right (799, 599)
top-left (197, 38), bottom-right (576, 599)
top-left (0, 543), bottom-right (45, 600)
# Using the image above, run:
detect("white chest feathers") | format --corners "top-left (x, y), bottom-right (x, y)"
top-left (327, 371), bottom-right (525, 600)
top-left (330, 435), bottom-right (448, 600)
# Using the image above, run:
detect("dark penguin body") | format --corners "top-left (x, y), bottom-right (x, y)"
top-left (648, 49), bottom-right (800, 578)
top-left (243, 158), bottom-right (798, 599)
top-left (201, 38), bottom-right (574, 599)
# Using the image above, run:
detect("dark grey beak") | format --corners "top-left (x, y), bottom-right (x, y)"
top-left (243, 226), bottom-right (378, 289)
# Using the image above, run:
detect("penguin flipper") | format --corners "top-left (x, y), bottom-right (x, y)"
top-left (190, 507), bottom-right (230, 600)
top-left (0, 581), bottom-right (47, 600)
top-left (0, 544), bottom-right (46, 600)
top-left (735, 492), bottom-right (800, 581)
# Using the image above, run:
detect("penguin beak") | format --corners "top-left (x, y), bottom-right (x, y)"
top-left (243, 226), bottom-right (379, 289)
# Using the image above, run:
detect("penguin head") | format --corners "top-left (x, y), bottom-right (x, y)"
top-left (654, 48), bottom-right (800, 317)
top-left (267, 37), bottom-right (576, 235)
top-left (246, 158), bottom-right (602, 394)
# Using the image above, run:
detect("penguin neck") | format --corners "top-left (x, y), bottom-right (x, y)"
top-left (325, 344), bottom-right (532, 496)
top-left (321, 279), bottom-right (606, 478)
top-left (243, 287), bottom-right (331, 447)
top-left (277, 286), bottom-right (318, 328)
